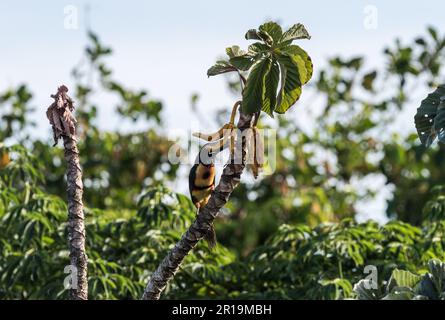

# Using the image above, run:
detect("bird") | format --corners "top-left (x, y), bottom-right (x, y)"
top-left (188, 142), bottom-right (225, 248)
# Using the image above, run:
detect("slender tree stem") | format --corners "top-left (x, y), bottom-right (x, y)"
top-left (63, 135), bottom-right (88, 300)
top-left (142, 111), bottom-right (253, 300)
top-left (46, 86), bottom-right (88, 300)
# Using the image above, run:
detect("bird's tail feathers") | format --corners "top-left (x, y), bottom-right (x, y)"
top-left (204, 223), bottom-right (217, 249)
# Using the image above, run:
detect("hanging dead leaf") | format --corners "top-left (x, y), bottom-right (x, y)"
top-left (246, 127), bottom-right (265, 179)
top-left (46, 85), bottom-right (77, 146)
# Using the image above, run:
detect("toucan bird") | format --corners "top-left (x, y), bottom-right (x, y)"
top-left (189, 141), bottom-right (228, 248)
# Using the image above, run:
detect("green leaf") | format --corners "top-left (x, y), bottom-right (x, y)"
top-left (275, 55), bottom-right (303, 114)
top-left (279, 45), bottom-right (313, 85)
top-left (207, 60), bottom-right (237, 77)
top-left (245, 29), bottom-right (261, 40)
top-left (226, 45), bottom-right (246, 58)
top-left (229, 55), bottom-right (255, 71)
top-left (262, 60), bottom-right (280, 116)
top-left (242, 58), bottom-right (271, 114)
top-left (419, 275), bottom-right (438, 299)
top-left (428, 26), bottom-right (438, 41)
top-left (248, 42), bottom-right (270, 54)
top-left (362, 71), bottom-right (377, 91)
top-left (388, 269), bottom-right (422, 289)
top-left (427, 259), bottom-right (444, 294)
top-left (245, 28), bottom-right (273, 45)
top-left (353, 279), bottom-right (380, 300)
top-left (319, 278), bottom-right (353, 299)
top-left (259, 22), bottom-right (283, 44)
top-left (414, 84), bottom-right (445, 147)
top-left (382, 287), bottom-right (415, 300)
top-left (280, 23), bottom-right (311, 43)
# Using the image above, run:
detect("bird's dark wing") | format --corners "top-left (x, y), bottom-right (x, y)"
top-left (189, 164), bottom-right (198, 204)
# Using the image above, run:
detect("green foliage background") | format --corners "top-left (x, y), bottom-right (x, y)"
top-left (1, 25), bottom-right (445, 299)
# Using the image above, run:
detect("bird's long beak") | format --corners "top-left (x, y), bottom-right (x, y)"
top-left (202, 132), bottom-right (234, 155)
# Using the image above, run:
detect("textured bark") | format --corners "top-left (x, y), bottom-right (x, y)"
top-left (62, 135), bottom-right (88, 300)
top-left (142, 111), bottom-right (253, 300)
top-left (47, 86), bottom-right (88, 300)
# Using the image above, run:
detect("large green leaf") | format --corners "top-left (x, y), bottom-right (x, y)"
top-left (279, 45), bottom-right (313, 85)
top-left (275, 55), bottom-right (303, 113)
top-left (414, 85), bottom-right (445, 147)
top-left (259, 22), bottom-right (283, 44)
top-left (280, 23), bottom-right (311, 43)
top-left (262, 60), bottom-right (280, 116)
top-left (229, 56), bottom-right (255, 71)
top-left (242, 58), bottom-right (271, 114)
top-left (353, 279), bottom-right (380, 300)
top-left (226, 45), bottom-right (245, 58)
top-left (226, 45), bottom-right (256, 71)
top-left (245, 28), bottom-right (273, 44)
top-left (245, 29), bottom-right (261, 40)
top-left (387, 269), bottom-right (422, 289)
top-left (248, 42), bottom-right (270, 54)
top-left (419, 275), bottom-right (438, 299)
top-left (427, 259), bottom-right (445, 296)
top-left (207, 60), bottom-right (237, 77)
top-left (382, 287), bottom-right (415, 300)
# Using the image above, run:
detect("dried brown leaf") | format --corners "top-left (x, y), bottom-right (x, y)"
top-left (46, 85), bottom-right (77, 146)
top-left (246, 127), bottom-right (264, 179)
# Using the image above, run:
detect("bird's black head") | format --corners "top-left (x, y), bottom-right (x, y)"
top-left (197, 145), bottom-right (216, 166)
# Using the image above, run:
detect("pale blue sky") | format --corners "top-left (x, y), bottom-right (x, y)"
top-left (1, 0), bottom-right (442, 134)
top-left (1, 0), bottom-right (443, 222)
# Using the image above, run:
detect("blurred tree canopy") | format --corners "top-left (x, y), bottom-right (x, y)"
top-left (1, 26), bottom-right (445, 299)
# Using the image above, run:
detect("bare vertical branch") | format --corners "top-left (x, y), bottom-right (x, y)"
top-left (142, 111), bottom-right (253, 300)
top-left (46, 85), bottom-right (88, 300)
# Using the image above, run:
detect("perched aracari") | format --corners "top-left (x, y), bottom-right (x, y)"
top-left (188, 142), bottom-right (227, 248)
top-left (189, 101), bottom-right (242, 248)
